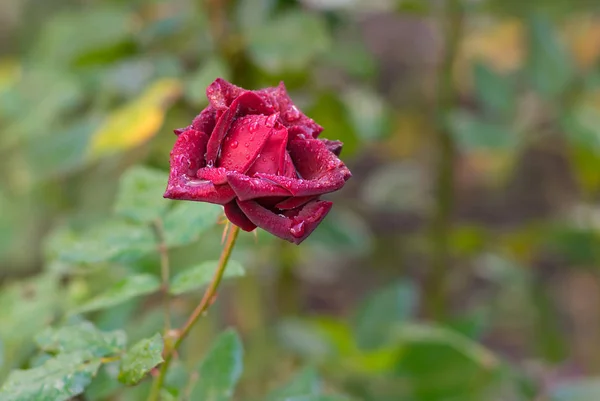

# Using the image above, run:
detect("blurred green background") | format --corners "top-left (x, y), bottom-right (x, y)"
top-left (3, 0), bottom-right (600, 400)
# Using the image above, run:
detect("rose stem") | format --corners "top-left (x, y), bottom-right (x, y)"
top-left (426, 0), bottom-right (464, 321)
top-left (152, 219), bottom-right (172, 333)
top-left (148, 224), bottom-right (240, 401)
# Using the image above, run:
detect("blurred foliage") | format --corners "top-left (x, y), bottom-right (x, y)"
top-left (3, 0), bottom-right (600, 400)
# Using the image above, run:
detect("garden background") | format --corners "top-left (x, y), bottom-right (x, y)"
top-left (2, 0), bottom-right (600, 400)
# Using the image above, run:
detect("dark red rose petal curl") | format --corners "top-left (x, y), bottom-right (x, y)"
top-left (164, 78), bottom-right (351, 244)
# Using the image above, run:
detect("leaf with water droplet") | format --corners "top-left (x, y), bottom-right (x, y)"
top-left (118, 333), bottom-right (164, 386)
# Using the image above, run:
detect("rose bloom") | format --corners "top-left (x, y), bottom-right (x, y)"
top-left (164, 78), bottom-right (351, 244)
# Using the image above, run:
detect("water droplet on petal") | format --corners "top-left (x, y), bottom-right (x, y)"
top-left (286, 106), bottom-right (301, 121)
top-left (230, 140), bottom-right (238, 149)
top-left (245, 142), bottom-right (250, 147)
top-left (290, 221), bottom-right (305, 238)
top-left (206, 161), bottom-right (214, 168)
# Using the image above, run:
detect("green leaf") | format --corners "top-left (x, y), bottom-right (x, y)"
top-left (247, 11), bottom-right (331, 72)
top-left (163, 201), bottom-right (221, 247)
top-left (447, 110), bottom-right (518, 152)
top-left (343, 87), bottom-right (391, 141)
top-left (353, 281), bottom-right (418, 350)
top-left (34, 7), bottom-right (133, 66)
top-left (118, 333), bottom-right (164, 385)
top-left (24, 118), bottom-right (100, 182)
top-left (73, 274), bottom-right (161, 314)
top-left (190, 329), bottom-right (244, 401)
top-left (35, 321), bottom-right (126, 358)
top-left (115, 166), bottom-right (170, 224)
top-left (322, 41), bottom-right (377, 80)
top-left (267, 367), bottom-right (320, 400)
top-left (472, 62), bottom-right (515, 117)
top-left (236, 0), bottom-right (274, 37)
top-left (58, 221), bottom-right (154, 264)
top-left (306, 92), bottom-right (358, 157)
top-left (0, 352), bottom-right (101, 401)
top-left (170, 260), bottom-right (245, 295)
top-left (0, 275), bottom-right (61, 379)
top-left (392, 323), bottom-right (502, 401)
top-left (526, 15), bottom-right (573, 97)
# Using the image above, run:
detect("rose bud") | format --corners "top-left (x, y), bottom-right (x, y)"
top-left (164, 78), bottom-right (351, 244)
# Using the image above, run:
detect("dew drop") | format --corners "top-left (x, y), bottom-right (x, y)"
top-left (230, 140), bottom-right (239, 149)
top-left (206, 161), bottom-right (214, 168)
top-left (286, 105), bottom-right (301, 121)
top-left (245, 142), bottom-right (250, 148)
top-left (290, 221), bottom-right (305, 238)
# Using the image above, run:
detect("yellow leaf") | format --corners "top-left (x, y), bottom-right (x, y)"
top-left (456, 19), bottom-right (524, 93)
top-left (87, 78), bottom-right (182, 159)
top-left (564, 14), bottom-right (600, 71)
top-left (0, 58), bottom-right (21, 92)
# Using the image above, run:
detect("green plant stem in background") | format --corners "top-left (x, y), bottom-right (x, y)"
top-left (147, 224), bottom-right (240, 401)
top-left (426, 0), bottom-right (464, 321)
top-left (152, 219), bottom-right (171, 333)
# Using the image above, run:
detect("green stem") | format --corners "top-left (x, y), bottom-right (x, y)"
top-left (426, 0), bottom-right (463, 321)
top-left (152, 219), bottom-right (171, 333)
top-left (147, 225), bottom-right (241, 401)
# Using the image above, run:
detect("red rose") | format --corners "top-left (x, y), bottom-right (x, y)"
top-left (164, 78), bottom-right (351, 244)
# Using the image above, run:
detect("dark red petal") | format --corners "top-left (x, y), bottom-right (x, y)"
top-left (254, 170), bottom-right (348, 197)
top-left (164, 128), bottom-right (235, 204)
top-left (288, 138), bottom-right (350, 180)
top-left (281, 152), bottom-right (298, 178)
top-left (224, 201), bottom-right (257, 232)
top-left (236, 199), bottom-right (332, 244)
top-left (256, 82), bottom-right (323, 138)
top-left (246, 124), bottom-right (288, 176)
top-left (205, 92), bottom-right (274, 165)
top-left (320, 139), bottom-right (343, 156)
top-left (164, 178), bottom-right (235, 205)
top-left (167, 128), bottom-right (208, 178)
top-left (226, 172), bottom-right (291, 201)
top-left (206, 78), bottom-right (245, 110)
top-left (275, 195), bottom-right (317, 210)
top-left (287, 126), bottom-right (312, 141)
top-left (191, 106), bottom-right (217, 135)
top-left (217, 114), bottom-right (278, 173)
top-left (197, 167), bottom-right (228, 185)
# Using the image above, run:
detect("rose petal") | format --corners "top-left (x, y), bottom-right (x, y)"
top-left (205, 92), bottom-right (274, 165)
top-left (288, 138), bottom-right (350, 180)
top-left (206, 78), bottom-right (245, 110)
top-left (164, 178), bottom-right (235, 205)
top-left (275, 195), bottom-right (317, 210)
top-left (167, 128), bottom-right (209, 178)
top-left (236, 199), bottom-right (332, 244)
top-left (254, 170), bottom-right (348, 197)
top-left (197, 167), bottom-right (228, 185)
top-left (320, 139), bottom-right (343, 156)
top-left (246, 124), bottom-right (288, 176)
top-left (164, 128), bottom-right (235, 204)
top-left (217, 114), bottom-right (279, 173)
top-left (281, 152), bottom-right (298, 178)
top-left (191, 106), bottom-right (217, 135)
top-left (227, 172), bottom-right (292, 201)
top-left (257, 82), bottom-right (323, 138)
top-left (224, 200), bottom-right (257, 231)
